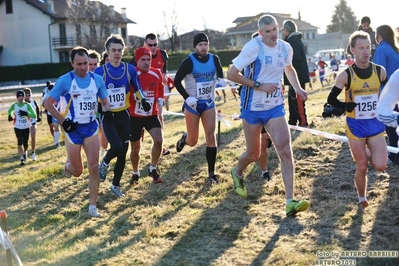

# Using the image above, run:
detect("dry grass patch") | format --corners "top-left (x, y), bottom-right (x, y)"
top-left (1, 82), bottom-right (399, 265)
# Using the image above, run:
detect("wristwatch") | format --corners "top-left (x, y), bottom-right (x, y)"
top-left (254, 81), bottom-right (260, 89)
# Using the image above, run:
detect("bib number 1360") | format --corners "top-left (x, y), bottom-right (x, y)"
top-left (198, 86), bottom-right (212, 95)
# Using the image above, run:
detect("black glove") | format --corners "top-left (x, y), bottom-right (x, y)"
top-left (141, 99), bottom-right (151, 112)
top-left (18, 110), bottom-right (28, 116)
top-left (345, 102), bottom-right (358, 112)
top-left (62, 118), bottom-right (78, 133)
top-left (37, 117), bottom-right (42, 123)
top-left (103, 111), bottom-right (114, 122)
top-left (8, 115), bottom-right (13, 122)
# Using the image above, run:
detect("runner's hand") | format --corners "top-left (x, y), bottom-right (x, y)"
top-left (62, 118), bottom-right (78, 133)
top-left (103, 111), bottom-right (114, 122)
top-left (185, 96), bottom-right (198, 109)
top-left (345, 102), bottom-right (357, 112)
top-left (18, 110), bottom-right (28, 116)
top-left (141, 99), bottom-right (151, 112)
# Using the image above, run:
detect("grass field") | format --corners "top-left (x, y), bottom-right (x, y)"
top-left (1, 78), bottom-right (399, 266)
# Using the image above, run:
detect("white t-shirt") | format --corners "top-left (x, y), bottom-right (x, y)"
top-left (232, 37), bottom-right (293, 111)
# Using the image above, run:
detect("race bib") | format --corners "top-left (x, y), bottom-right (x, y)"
top-left (260, 86), bottom-right (284, 107)
top-left (134, 97), bottom-right (155, 116)
top-left (196, 81), bottom-right (213, 99)
top-left (354, 94), bottom-right (378, 119)
top-left (108, 87), bottom-right (126, 110)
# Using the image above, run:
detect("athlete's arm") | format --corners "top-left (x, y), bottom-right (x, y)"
top-left (44, 96), bottom-right (64, 124)
top-left (378, 65), bottom-right (387, 85)
top-left (34, 100), bottom-right (40, 119)
top-left (127, 64), bottom-right (146, 100)
top-left (7, 103), bottom-right (15, 116)
top-left (161, 49), bottom-right (168, 74)
top-left (376, 69), bottom-right (399, 127)
top-left (214, 55), bottom-right (224, 79)
top-left (174, 57), bottom-right (193, 100)
top-left (284, 65), bottom-right (308, 101)
top-left (327, 70), bottom-right (355, 110)
top-left (26, 103), bottom-right (37, 119)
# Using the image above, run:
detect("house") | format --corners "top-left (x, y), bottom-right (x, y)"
top-left (0, 0), bottom-right (135, 66)
top-left (226, 12), bottom-right (318, 53)
top-left (226, 12), bottom-right (349, 56)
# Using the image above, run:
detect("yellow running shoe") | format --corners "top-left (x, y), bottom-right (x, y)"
top-left (231, 168), bottom-right (247, 197)
top-left (286, 199), bottom-right (309, 216)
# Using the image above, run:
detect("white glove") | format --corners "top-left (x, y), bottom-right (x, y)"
top-left (185, 96), bottom-right (198, 109)
top-left (157, 98), bottom-right (165, 107)
top-left (216, 78), bottom-right (227, 88)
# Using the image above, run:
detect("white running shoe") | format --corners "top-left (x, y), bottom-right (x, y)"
top-left (110, 185), bottom-right (125, 198)
top-left (88, 206), bottom-right (101, 217)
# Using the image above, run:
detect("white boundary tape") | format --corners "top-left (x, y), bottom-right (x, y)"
top-left (289, 125), bottom-right (399, 154)
top-left (164, 108), bottom-right (399, 154)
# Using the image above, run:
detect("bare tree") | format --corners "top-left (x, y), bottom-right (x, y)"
top-left (163, 4), bottom-right (179, 53)
top-left (64, 0), bottom-right (124, 52)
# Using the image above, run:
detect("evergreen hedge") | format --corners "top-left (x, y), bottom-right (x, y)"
top-left (0, 50), bottom-right (241, 82)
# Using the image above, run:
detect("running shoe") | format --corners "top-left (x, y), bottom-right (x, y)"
top-left (99, 158), bottom-right (109, 182)
top-left (64, 157), bottom-right (72, 178)
top-left (110, 185), bottom-right (125, 197)
top-left (231, 168), bottom-right (247, 197)
top-left (20, 159), bottom-right (25, 166)
top-left (162, 148), bottom-right (171, 155)
top-left (359, 200), bottom-right (369, 209)
top-left (130, 173), bottom-right (139, 186)
top-left (55, 143), bottom-right (61, 149)
top-left (208, 175), bottom-right (220, 184)
top-left (64, 165), bottom-right (72, 178)
top-left (262, 171), bottom-right (271, 181)
top-left (148, 168), bottom-right (162, 183)
top-left (88, 206), bottom-right (101, 217)
top-left (286, 199), bottom-right (309, 216)
top-left (31, 152), bottom-right (37, 161)
top-left (100, 148), bottom-right (107, 158)
top-left (176, 132), bottom-right (187, 152)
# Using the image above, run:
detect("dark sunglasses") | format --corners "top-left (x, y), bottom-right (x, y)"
top-left (147, 43), bottom-right (157, 47)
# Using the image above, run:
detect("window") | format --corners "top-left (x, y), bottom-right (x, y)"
top-left (121, 27), bottom-right (126, 39)
top-left (59, 51), bottom-right (69, 62)
top-left (76, 24), bottom-right (82, 44)
top-left (59, 23), bottom-right (66, 45)
top-left (6, 0), bottom-right (13, 14)
top-left (90, 25), bottom-right (97, 36)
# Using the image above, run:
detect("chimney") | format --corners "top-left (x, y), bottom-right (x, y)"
top-left (121, 7), bottom-right (126, 21)
top-left (109, 5), bottom-right (115, 17)
top-left (47, 0), bottom-right (54, 13)
top-left (96, 1), bottom-right (101, 17)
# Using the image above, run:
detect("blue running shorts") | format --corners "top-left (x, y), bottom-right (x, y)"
top-left (240, 104), bottom-right (285, 125)
top-left (64, 120), bottom-right (99, 145)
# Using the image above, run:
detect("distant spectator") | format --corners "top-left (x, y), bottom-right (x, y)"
top-left (282, 19), bottom-right (310, 127)
top-left (373, 24), bottom-right (399, 164)
top-left (345, 54), bottom-right (354, 66)
top-left (307, 57), bottom-right (318, 88)
top-left (347, 16), bottom-right (377, 59)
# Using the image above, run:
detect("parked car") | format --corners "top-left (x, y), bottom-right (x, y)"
top-left (313, 49), bottom-right (347, 66)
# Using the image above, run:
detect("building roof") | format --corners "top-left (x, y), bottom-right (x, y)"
top-left (23, 0), bottom-right (135, 24)
top-left (227, 12), bottom-right (318, 34)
